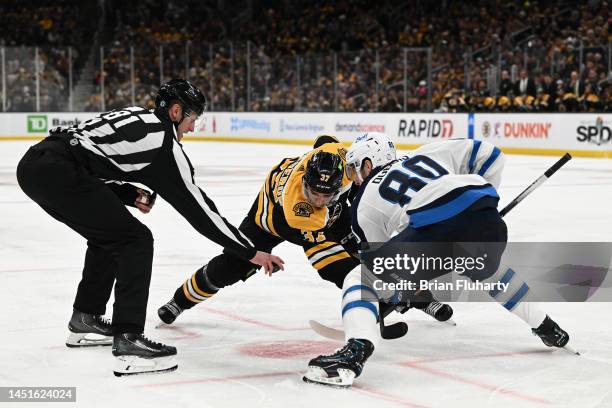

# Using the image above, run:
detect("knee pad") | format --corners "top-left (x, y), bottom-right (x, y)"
top-left (318, 256), bottom-right (360, 289)
top-left (206, 253), bottom-right (257, 288)
top-left (112, 223), bottom-right (153, 253)
top-left (341, 266), bottom-right (379, 303)
top-left (461, 241), bottom-right (506, 282)
top-left (342, 267), bottom-right (362, 289)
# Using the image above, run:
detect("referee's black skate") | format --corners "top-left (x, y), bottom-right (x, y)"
top-left (532, 315), bottom-right (570, 348)
top-left (303, 338), bottom-right (374, 388)
top-left (158, 298), bottom-right (184, 325)
top-left (66, 309), bottom-right (113, 347)
top-left (112, 333), bottom-right (178, 376)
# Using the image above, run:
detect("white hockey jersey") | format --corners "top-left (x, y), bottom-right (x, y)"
top-left (351, 139), bottom-right (504, 243)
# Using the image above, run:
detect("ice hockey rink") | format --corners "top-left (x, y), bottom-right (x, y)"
top-left (1, 140), bottom-right (611, 408)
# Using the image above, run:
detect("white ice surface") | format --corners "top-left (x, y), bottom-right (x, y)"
top-left (1, 141), bottom-right (611, 408)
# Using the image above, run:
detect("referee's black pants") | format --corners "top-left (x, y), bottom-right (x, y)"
top-left (16, 139), bottom-right (152, 334)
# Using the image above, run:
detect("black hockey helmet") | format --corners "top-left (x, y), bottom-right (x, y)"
top-left (155, 78), bottom-right (207, 119)
top-left (303, 151), bottom-right (344, 194)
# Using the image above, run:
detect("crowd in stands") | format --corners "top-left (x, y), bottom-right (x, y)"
top-left (0, 0), bottom-right (96, 111)
top-left (2, 0), bottom-right (611, 112)
top-left (435, 0), bottom-right (612, 112)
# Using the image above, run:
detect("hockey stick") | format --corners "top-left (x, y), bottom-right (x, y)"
top-left (312, 153), bottom-right (573, 342)
top-left (309, 320), bottom-right (345, 342)
top-left (499, 153), bottom-right (572, 217)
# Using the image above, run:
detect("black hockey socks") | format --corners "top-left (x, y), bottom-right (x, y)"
top-left (174, 265), bottom-right (219, 309)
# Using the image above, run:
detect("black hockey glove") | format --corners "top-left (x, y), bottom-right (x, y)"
top-left (339, 231), bottom-right (360, 258)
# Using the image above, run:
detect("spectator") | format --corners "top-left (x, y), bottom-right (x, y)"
top-left (565, 71), bottom-right (585, 98)
top-left (499, 70), bottom-right (514, 96)
top-left (514, 69), bottom-right (537, 97)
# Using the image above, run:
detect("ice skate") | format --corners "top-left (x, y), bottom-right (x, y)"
top-left (303, 338), bottom-right (374, 388)
top-left (66, 309), bottom-right (113, 348)
top-left (112, 333), bottom-right (178, 376)
top-left (157, 298), bottom-right (184, 325)
top-left (532, 315), bottom-right (578, 354)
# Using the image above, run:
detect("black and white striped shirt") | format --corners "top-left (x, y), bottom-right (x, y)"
top-left (54, 106), bottom-right (256, 260)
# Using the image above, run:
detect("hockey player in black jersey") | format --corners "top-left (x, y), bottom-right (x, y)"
top-left (16, 79), bottom-right (284, 376)
top-left (158, 134), bottom-right (454, 332)
top-left (158, 136), bottom-right (361, 325)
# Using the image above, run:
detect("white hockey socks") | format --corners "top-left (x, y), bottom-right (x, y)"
top-left (485, 267), bottom-right (546, 328)
top-left (341, 268), bottom-right (381, 348)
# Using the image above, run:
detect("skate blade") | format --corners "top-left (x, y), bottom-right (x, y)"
top-left (302, 366), bottom-right (355, 388)
top-left (66, 332), bottom-right (112, 348)
top-left (562, 344), bottom-right (580, 355)
top-left (113, 355), bottom-right (178, 377)
top-left (442, 318), bottom-right (457, 326)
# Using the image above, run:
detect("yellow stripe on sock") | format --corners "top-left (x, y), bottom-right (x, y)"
top-left (305, 241), bottom-right (336, 258)
top-left (182, 282), bottom-right (202, 304)
top-left (313, 251), bottom-right (352, 270)
top-left (191, 275), bottom-right (213, 298)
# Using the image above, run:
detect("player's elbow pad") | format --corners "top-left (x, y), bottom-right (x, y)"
top-left (487, 151), bottom-right (505, 189)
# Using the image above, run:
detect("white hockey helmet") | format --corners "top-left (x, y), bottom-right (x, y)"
top-left (345, 132), bottom-right (396, 183)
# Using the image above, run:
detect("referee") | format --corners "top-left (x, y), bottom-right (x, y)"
top-left (16, 79), bottom-right (284, 376)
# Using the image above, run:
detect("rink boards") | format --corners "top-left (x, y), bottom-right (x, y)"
top-left (0, 112), bottom-right (610, 158)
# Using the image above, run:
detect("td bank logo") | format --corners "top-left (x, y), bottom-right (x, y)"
top-left (27, 115), bottom-right (48, 133)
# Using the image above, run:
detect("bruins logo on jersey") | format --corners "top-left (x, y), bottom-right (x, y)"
top-left (293, 202), bottom-right (314, 217)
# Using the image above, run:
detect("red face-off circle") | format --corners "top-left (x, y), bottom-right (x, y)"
top-left (238, 340), bottom-right (341, 359)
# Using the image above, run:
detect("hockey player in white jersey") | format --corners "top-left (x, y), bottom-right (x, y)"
top-left (303, 132), bottom-right (572, 388)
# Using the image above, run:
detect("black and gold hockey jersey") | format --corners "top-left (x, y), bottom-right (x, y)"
top-left (247, 142), bottom-right (358, 276)
top-left (172, 140), bottom-right (361, 306)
